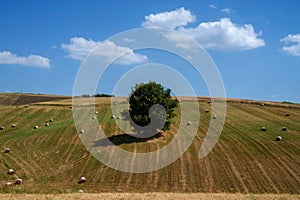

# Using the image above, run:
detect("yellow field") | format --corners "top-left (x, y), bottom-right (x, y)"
top-left (0, 93), bottom-right (299, 195)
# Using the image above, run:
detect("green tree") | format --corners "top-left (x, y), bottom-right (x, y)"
top-left (129, 81), bottom-right (179, 135)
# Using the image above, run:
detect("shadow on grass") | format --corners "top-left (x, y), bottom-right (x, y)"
top-left (93, 132), bottom-right (163, 147)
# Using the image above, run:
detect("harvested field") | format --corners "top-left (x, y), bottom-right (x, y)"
top-left (0, 94), bottom-right (299, 194)
top-left (0, 193), bottom-right (299, 200)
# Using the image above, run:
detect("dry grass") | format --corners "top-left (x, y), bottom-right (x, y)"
top-left (0, 193), bottom-right (299, 200)
top-left (0, 93), bottom-right (299, 194)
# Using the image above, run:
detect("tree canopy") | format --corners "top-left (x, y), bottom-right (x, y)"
top-left (129, 81), bottom-right (179, 136)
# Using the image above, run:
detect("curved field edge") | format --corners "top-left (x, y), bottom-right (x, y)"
top-left (0, 193), bottom-right (299, 200)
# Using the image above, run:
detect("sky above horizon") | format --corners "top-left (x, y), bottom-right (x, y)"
top-left (0, 0), bottom-right (300, 102)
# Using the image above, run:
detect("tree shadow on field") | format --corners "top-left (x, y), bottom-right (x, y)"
top-left (93, 132), bottom-right (163, 147)
top-left (93, 107), bottom-right (164, 147)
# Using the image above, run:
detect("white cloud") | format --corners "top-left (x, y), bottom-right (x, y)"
top-left (162, 31), bottom-right (197, 49)
top-left (93, 40), bottom-right (149, 65)
top-left (61, 37), bottom-right (100, 61)
top-left (123, 37), bottom-right (135, 43)
top-left (221, 7), bottom-right (231, 13)
top-left (62, 37), bottom-right (149, 65)
top-left (173, 18), bottom-right (265, 51)
top-left (209, 4), bottom-right (217, 9)
top-left (142, 7), bottom-right (196, 29)
top-left (280, 34), bottom-right (300, 56)
top-left (142, 8), bottom-right (265, 51)
top-left (0, 51), bottom-right (50, 67)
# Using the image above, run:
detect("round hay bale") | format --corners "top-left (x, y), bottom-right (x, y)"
top-left (78, 189), bottom-right (84, 193)
top-left (212, 115), bottom-right (217, 119)
top-left (275, 136), bottom-right (282, 141)
top-left (4, 148), bottom-right (10, 153)
top-left (15, 178), bottom-right (22, 185)
top-left (208, 100), bottom-right (211, 104)
top-left (5, 182), bottom-right (13, 187)
top-left (34, 125), bottom-right (39, 129)
top-left (45, 123), bottom-right (50, 127)
top-left (285, 113), bottom-right (290, 117)
top-left (261, 127), bottom-right (267, 131)
top-left (79, 129), bottom-right (85, 134)
top-left (95, 111), bottom-right (98, 114)
top-left (7, 169), bottom-right (14, 175)
top-left (92, 116), bottom-right (96, 120)
top-left (186, 121), bottom-right (192, 126)
top-left (115, 103), bottom-right (118, 106)
top-left (282, 127), bottom-right (287, 131)
top-left (205, 109), bottom-right (209, 113)
top-left (111, 115), bottom-right (115, 119)
top-left (70, 106), bottom-right (73, 109)
top-left (78, 176), bottom-right (86, 184)
top-left (11, 124), bottom-right (16, 128)
top-left (260, 103), bottom-right (265, 107)
top-left (49, 119), bottom-right (54, 122)
top-left (0, 126), bottom-right (4, 130)
top-left (117, 116), bottom-right (121, 119)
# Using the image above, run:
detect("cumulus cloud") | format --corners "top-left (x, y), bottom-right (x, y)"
top-left (62, 37), bottom-right (149, 65)
top-left (142, 7), bottom-right (196, 29)
top-left (142, 8), bottom-right (265, 51)
top-left (174, 18), bottom-right (265, 51)
top-left (0, 51), bottom-right (50, 67)
top-left (61, 37), bottom-right (100, 61)
top-left (280, 34), bottom-right (300, 56)
top-left (93, 40), bottom-right (149, 65)
top-left (162, 31), bottom-right (197, 49)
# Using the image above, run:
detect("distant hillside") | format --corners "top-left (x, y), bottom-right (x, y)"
top-left (0, 93), bottom-right (71, 106)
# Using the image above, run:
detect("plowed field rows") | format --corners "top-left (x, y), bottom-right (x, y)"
top-left (0, 99), bottom-right (299, 194)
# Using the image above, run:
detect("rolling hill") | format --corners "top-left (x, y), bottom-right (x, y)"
top-left (0, 93), bottom-right (299, 194)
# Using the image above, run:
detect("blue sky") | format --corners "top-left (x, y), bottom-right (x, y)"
top-left (0, 0), bottom-right (300, 102)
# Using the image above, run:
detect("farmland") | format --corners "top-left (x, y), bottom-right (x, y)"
top-left (0, 93), bottom-right (299, 195)
top-left (0, 193), bottom-right (299, 200)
